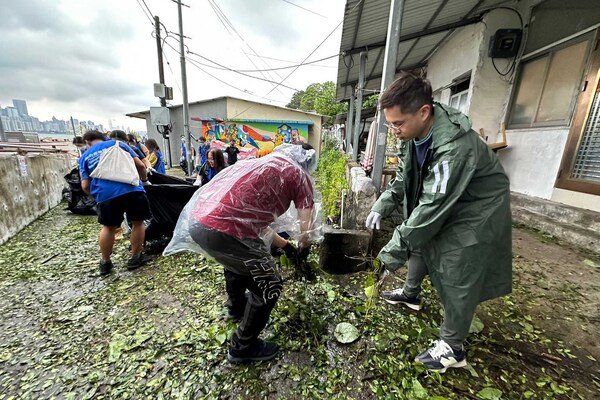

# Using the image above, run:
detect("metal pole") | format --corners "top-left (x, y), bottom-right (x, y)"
top-left (372, 0), bottom-right (405, 192)
top-left (177, 1), bottom-right (193, 176)
top-left (346, 86), bottom-right (355, 154)
top-left (352, 51), bottom-right (367, 161)
top-left (155, 15), bottom-right (172, 168)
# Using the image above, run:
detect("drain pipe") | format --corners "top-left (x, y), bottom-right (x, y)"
top-left (340, 189), bottom-right (347, 229)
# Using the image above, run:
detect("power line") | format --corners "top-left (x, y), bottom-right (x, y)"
top-left (230, 0), bottom-right (365, 119)
top-left (140, 0), bottom-right (154, 20)
top-left (281, 0), bottom-right (327, 18)
top-left (162, 39), bottom-right (290, 104)
top-left (186, 57), bottom-right (288, 105)
top-left (136, 0), bottom-right (155, 26)
top-left (241, 51), bottom-right (338, 67)
top-left (207, 0), bottom-right (288, 96)
top-left (185, 53), bottom-right (339, 73)
top-left (164, 38), bottom-right (299, 91)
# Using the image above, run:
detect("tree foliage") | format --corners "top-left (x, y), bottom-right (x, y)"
top-left (287, 81), bottom-right (347, 117)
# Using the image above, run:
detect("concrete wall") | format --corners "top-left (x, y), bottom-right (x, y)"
top-left (469, 8), bottom-right (524, 143)
top-left (0, 153), bottom-right (72, 245)
top-left (341, 163), bottom-right (377, 230)
top-left (428, 23), bottom-right (483, 107)
top-left (227, 98), bottom-right (323, 155)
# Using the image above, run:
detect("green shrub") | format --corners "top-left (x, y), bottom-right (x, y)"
top-left (315, 139), bottom-right (349, 217)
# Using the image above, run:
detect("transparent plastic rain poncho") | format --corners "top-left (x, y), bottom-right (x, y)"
top-left (163, 144), bottom-right (323, 259)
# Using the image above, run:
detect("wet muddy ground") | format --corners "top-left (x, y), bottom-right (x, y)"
top-left (0, 205), bottom-right (599, 399)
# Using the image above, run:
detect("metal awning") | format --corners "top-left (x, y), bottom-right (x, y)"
top-left (336, 0), bottom-right (510, 101)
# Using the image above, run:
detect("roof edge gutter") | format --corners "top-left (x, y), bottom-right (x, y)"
top-left (342, 15), bottom-right (483, 57)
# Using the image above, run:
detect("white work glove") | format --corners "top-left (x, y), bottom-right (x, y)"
top-left (142, 180), bottom-right (152, 186)
top-left (366, 211), bottom-right (382, 230)
top-left (146, 167), bottom-right (156, 175)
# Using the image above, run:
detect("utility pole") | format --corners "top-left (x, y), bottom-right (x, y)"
top-left (155, 15), bottom-right (172, 167)
top-left (177, 0), bottom-right (193, 176)
top-left (70, 116), bottom-right (77, 138)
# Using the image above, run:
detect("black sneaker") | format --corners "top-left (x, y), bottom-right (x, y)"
top-left (227, 340), bottom-right (279, 363)
top-left (381, 288), bottom-right (422, 311)
top-left (127, 253), bottom-right (151, 270)
top-left (415, 340), bottom-right (467, 373)
top-left (99, 260), bottom-right (114, 275)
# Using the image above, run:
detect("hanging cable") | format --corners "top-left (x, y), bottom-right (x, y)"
top-left (185, 53), bottom-right (339, 73)
top-left (488, 7), bottom-right (524, 79)
top-left (207, 0), bottom-right (288, 96)
top-left (230, 0), bottom-right (365, 119)
top-left (281, 0), bottom-right (327, 18)
top-left (136, 0), bottom-right (155, 26)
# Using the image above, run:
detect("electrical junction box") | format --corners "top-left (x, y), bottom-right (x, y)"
top-left (488, 29), bottom-right (522, 58)
top-left (153, 83), bottom-right (166, 98)
top-left (150, 107), bottom-right (170, 126)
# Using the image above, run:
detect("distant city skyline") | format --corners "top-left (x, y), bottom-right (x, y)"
top-left (0, 98), bottom-right (144, 137)
top-left (0, 1), bottom-right (344, 138)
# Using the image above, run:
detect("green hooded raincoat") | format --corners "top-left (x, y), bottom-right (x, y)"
top-left (373, 103), bottom-right (512, 307)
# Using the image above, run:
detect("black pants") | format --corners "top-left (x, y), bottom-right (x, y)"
top-left (189, 222), bottom-right (283, 353)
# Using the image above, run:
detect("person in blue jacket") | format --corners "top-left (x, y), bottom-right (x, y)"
top-left (195, 147), bottom-right (225, 186)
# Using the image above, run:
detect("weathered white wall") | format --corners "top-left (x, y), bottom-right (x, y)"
top-left (425, 1), bottom-right (600, 205)
top-left (427, 23), bottom-right (483, 107)
top-left (497, 128), bottom-right (569, 199)
top-left (469, 9), bottom-right (524, 143)
top-left (0, 154), bottom-right (72, 245)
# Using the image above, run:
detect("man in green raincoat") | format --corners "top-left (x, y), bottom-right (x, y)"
top-left (366, 72), bottom-right (512, 372)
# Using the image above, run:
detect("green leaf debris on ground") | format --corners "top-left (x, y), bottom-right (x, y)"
top-left (0, 205), bottom-right (599, 399)
top-left (334, 322), bottom-right (360, 344)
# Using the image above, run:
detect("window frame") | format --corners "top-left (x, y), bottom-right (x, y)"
top-left (507, 34), bottom-right (595, 129)
top-left (555, 29), bottom-right (600, 195)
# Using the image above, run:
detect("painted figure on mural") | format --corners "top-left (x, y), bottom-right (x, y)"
top-left (274, 132), bottom-right (284, 147)
top-left (205, 122), bottom-right (217, 142)
top-left (277, 124), bottom-right (292, 144)
top-left (228, 123), bottom-right (239, 144)
top-left (291, 129), bottom-right (299, 144)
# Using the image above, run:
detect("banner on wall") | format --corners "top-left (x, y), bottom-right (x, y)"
top-left (191, 118), bottom-right (310, 157)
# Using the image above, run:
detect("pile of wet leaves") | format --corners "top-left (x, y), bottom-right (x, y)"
top-left (0, 205), bottom-right (598, 399)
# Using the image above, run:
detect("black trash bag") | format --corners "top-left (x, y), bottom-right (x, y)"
top-left (62, 167), bottom-right (97, 215)
top-left (143, 171), bottom-right (199, 242)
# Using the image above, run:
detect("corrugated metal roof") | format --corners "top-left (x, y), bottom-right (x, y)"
top-left (336, 0), bottom-right (509, 101)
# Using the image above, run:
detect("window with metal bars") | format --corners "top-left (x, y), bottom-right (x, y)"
top-left (571, 83), bottom-right (600, 182)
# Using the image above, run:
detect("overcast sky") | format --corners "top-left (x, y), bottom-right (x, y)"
top-left (0, 0), bottom-right (346, 130)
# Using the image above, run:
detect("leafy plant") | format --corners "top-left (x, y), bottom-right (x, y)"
top-left (314, 138), bottom-right (349, 218)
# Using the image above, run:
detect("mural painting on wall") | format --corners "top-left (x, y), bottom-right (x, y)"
top-left (191, 118), bottom-right (309, 160)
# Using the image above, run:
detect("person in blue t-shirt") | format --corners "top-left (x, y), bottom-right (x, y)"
top-left (196, 136), bottom-right (210, 170)
top-left (110, 130), bottom-right (152, 169)
top-left (79, 130), bottom-right (153, 276)
top-left (145, 139), bottom-right (166, 174)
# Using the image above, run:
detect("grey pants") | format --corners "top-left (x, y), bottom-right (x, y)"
top-left (402, 251), bottom-right (475, 349)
